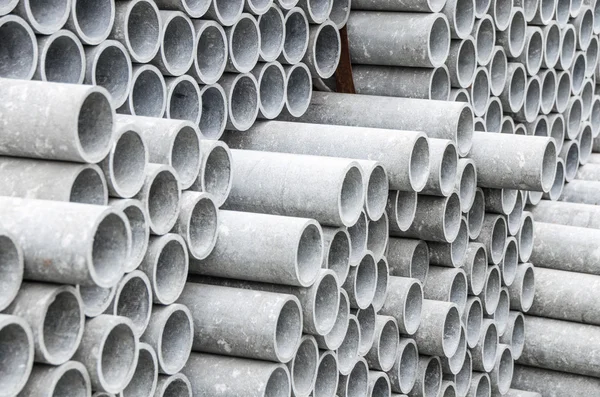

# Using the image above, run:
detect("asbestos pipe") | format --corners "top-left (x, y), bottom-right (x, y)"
top-left (485, 97), bottom-right (503, 133)
top-left (73, 315), bottom-right (138, 393)
top-left (508, 266), bottom-right (535, 315)
top-left (280, 63), bottom-right (313, 119)
top-left (183, 353), bottom-right (291, 396)
top-left (463, 297), bottom-right (483, 349)
top-left (443, 0), bottom-right (475, 39)
top-left (187, 140), bottom-right (232, 207)
top-left (468, 373), bottom-right (491, 397)
top-left (85, 40), bottom-right (133, 109)
top-left (76, 284), bottom-right (116, 318)
top-left (468, 188), bottom-right (485, 240)
top-left (500, 311), bottom-right (526, 360)
top-left (546, 113), bottom-right (565, 151)
top-left (413, 300), bottom-right (461, 358)
top-left (447, 38), bottom-right (477, 89)
top-left (558, 179), bottom-right (600, 204)
top-left (519, 315), bottom-right (600, 377)
top-left (553, 70), bottom-right (571, 114)
top-left (559, 140), bottom-right (580, 181)
top-left (511, 76), bottom-right (541, 123)
top-left (164, 75), bottom-right (202, 124)
top-left (103, 270), bottom-right (153, 337)
top-left (338, 358), bottom-right (369, 397)
top-left (0, 15), bottom-right (37, 80)
top-left (313, 351), bottom-right (338, 397)
top-left (483, 266), bottom-right (502, 316)
top-left (354, 305), bottom-right (377, 356)
top-left (224, 149), bottom-right (364, 227)
top-left (150, 11), bottom-right (195, 77)
top-left (450, 86), bottom-right (470, 103)
top-left (337, 315), bottom-right (361, 375)
top-left (154, 373), bottom-right (192, 397)
top-left (497, 8), bottom-right (526, 57)
top-left (387, 338), bottom-right (418, 394)
top-left (473, 15), bottom-right (495, 66)
top-left (424, 267), bottom-right (468, 313)
top-left (387, 239), bottom-right (429, 283)
top-left (379, 276), bottom-right (423, 336)
top-left (170, 192), bottom-right (218, 260)
top-left (0, 229), bottom-right (22, 312)
top-left (501, 115), bottom-right (515, 134)
top-left (258, 5), bottom-right (284, 61)
top-left (512, 365), bottom-right (600, 396)
top-left (470, 67), bottom-right (490, 118)
top-left (108, 199), bottom-right (149, 272)
top-left (355, 160), bottom-right (389, 222)
top-left (65, 0), bottom-right (115, 45)
top-left (428, 218), bottom-right (469, 268)
top-left (353, 65), bottom-right (451, 101)
top-left (351, 0), bottom-right (446, 12)
top-left (369, 371), bottom-right (392, 397)
top-left (451, 349), bottom-right (472, 397)
top-left (0, 79), bottom-right (114, 163)
top-left (34, 30), bottom-right (85, 84)
top-left (224, 14), bottom-right (260, 73)
top-left (412, 356), bottom-right (443, 397)
top-left (154, 0), bottom-right (211, 17)
top-left (501, 237), bottom-right (519, 285)
top-left (0, 157), bottom-right (107, 205)
top-left (302, 21), bottom-right (340, 79)
top-left (487, 46), bottom-right (508, 96)
top-left (387, 191), bottom-right (418, 235)
top-left (517, 211), bottom-right (534, 262)
top-left (347, 211), bottom-right (367, 265)
top-left (296, 0), bottom-right (332, 23)
top-left (346, 11), bottom-right (451, 68)
top-left (120, 343), bottom-right (158, 397)
top-left (464, 244), bottom-right (488, 296)
top-left (315, 289), bottom-right (350, 351)
top-left (365, 316), bottom-right (400, 372)
top-left (278, 7), bottom-right (309, 65)
top-left (118, 64), bottom-right (167, 118)
top-left (473, 214), bottom-right (507, 265)
top-left (516, 27), bottom-right (544, 76)
top-left (287, 335), bottom-right (318, 396)
top-left (455, 159), bottom-right (477, 212)
top-left (219, 72), bottom-right (260, 131)
top-left (442, 325), bottom-right (467, 375)
top-left (321, 228), bottom-right (351, 284)
top-left (493, 287), bottom-right (511, 336)
top-left (18, 361), bottom-right (92, 397)
top-left (368, 213), bottom-right (389, 262)
top-left (0, 314), bottom-right (33, 397)
top-left (527, 199), bottom-right (600, 228)
top-left (344, 253), bottom-right (378, 310)
top-left (251, 62), bottom-right (286, 120)
top-left (539, 68), bottom-right (558, 115)
top-left (499, 63), bottom-right (526, 113)
top-left (421, 139), bottom-right (458, 197)
top-left (110, 0), bottom-right (162, 63)
top-left (189, 20), bottom-right (227, 85)
top-left (472, 319), bottom-right (499, 372)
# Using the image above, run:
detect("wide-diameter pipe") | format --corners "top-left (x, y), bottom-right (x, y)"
top-left (224, 149), bottom-right (364, 227)
top-left (0, 79), bottom-right (114, 163)
top-left (196, 84), bottom-right (227, 139)
top-left (151, 11), bottom-right (195, 77)
top-left (421, 139), bottom-right (458, 197)
top-left (581, 78), bottom-right (594, 119)
top-left (5, 283), bottom-right (83, 365)
top-left (494, 287), bottom-right (511, 336)
top-left (180, 282), bottom-right (303, 363)
top-left (120, 343), bottom-right (158, 397)
top-left (560, 178), bottom-right (600, 204)
top-left (347, 12), bottom-right (450, 68)
top-left (573, 6), bottom-right (594, 50)
top-left (487, 46), bottom-right (508, 96)
top-left (442, 0), bottom-right (475, 39)
top-left (586, 36), bottom-right (598, 76)
top-left (338, 358), bottom-right (369, 397)
top-left (315, 289), bottom-right (349, 350)
top-left (0, 157), bottom-right (108, 205)
top-left (352, 0), bottom-right (446, 12)
top-left (0, 0), bottom-right (18, 16)
top-left (446, 38), bottom-right (477, 89)
top-left (164, 75), bottom-right (201, 124)
top-left (329, 0), bottom-right (351, 27)
top-left (379, 276), bottom-right (423, 335)
top-left (65, 0), bottom-right (115, 45)
top-left (189, 21), bottom-right (227, 85)
top-left (496, 7), bottom-right (526, 57)
top-left (570, 51), bottom-right (587, 95)
top-left (190, 210), bottom-right (321, 286)
top-left (387, 239), bottom-right (428, 282)
top-left (428, 217), bottom-right (468, 268)
top-left (0, 314), bottom-right (33, 397)
top-left (365, 316), bottom-right (400, 372)
top-left (34, 30), bottom-right (85, 84)
top-left (313, 351), bottom-right (338, 397)
top-left (118, 64), bottom-right (167, 118)
top-left (482, 266), bottom-right (501, 317)
top-left (0, 197), bottom-right (130, 288)
top-left (277, 7), bottom-right (308, 64)
top-left (287, 335), bottom-right (318, 396)
top-left (76, 283), bottom-right (116, 318)
top-left (424, 267), bottom-right (468, 313)
top-left (0, 15), bottom-right (37, 80)
top-left (108, 199), bottom-right (149, 273)
top-left (387, 338), bottom-right (418, 394)
top-left (184, 353), bottom-right (291, 396)
top-left (224, 14), bottom-right (260, 73)
top-left (355, 307), bottom-right (376, 356)
top-left (413, 300), bottom-right (461, 358)
top-left (100, 123), bottom-right (147, 199)
top-left (110, 0), bottom-right (161, 63)
top-left (511, 75), bottom-right (541, 123)
top-left (473, 15), bottom-right (495, 66)
top-left (258, 5), bottom-right (284, 62)
top-left (104, 270), bottom-right (152, 338)
top-left (251, 62), bottom-right (286, 120)
top-left (219, 72), bottom-right (260, 131)
top-left (505, 262), bottom-right (535, 313)
top-left (302, 21), bottom-right (340, 79)
top-left (412, 356), bottom-right (442, 397)
top-left (225, 121), bottom-right (429, 192)
top-left (73, 315), bottom-right (137, 393)
top-left (19, 361), bottom-right (92, 397)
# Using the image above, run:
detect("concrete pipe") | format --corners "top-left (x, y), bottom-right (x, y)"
top-left (514, 0), bottom-right (538, 21)
top-left (118, 64), bottom-right (167, 118)
top-left (368, 213), bottom-right (389, 262)
top-left (365, 316), bottom-right (400, 372)
top-left (506, 262), bottom-right (535, 312)
top-left (472, 319), bottom-right (498, 372)
top-left (507, 192), bottom-right (524, 235)
top-left (100, 123), bottom-right (148, 199)
top-left (120, 343), bottom-right (158, 397)
top-left (369, 371), bottom-right (392, 397)
top-left (313, 351), bottom-right (338, 397)
top-left (286, 335), bottom-right (318, 396)
top-left (516, 211), bottom-right (534, 262)
top-left (170, 191), bottom-right (218, 260)
top-left (485, 97), bottom-right (503, 133)
top-left (487, 46), bottom-right (508, 96)
top-left (351, 0), bottom-right (446, 12)
top-left (512, 365), bottom-right (600, 397)
top-left (110, 0), bottom-right (162, 63)
top-left (387, 239), bottom-right (429, 283)
top-left (0, 0), bottom-right (18, 15)
top-left (559, 178), bottom-right (600, 204)
top-left (511, 76), bottom-right (541, 123)
top-left (154, 0), bottom-right (212, 16)
top-left (73, 315), bottom-right (137, 393)
top-left (501, 237), bottom-right (519, 284)
top-left (315, 289), bottom-right (350, 350)
top-left (483, 266), bottom-right (502, 315)
top-left (500, 311), bottom-right (525, 360)
top-left (353, 65), bottom-right (451, 101)
top-left (151, 11), bottom-right (195, 76)
top-left (5, 283), bottom-right (83, 365)
top-left (34, 30), bottom-right (85, 84)
top-left (141, 304), bottom-right (193, 375)
top-left (442, 325), bottom-right (467, 375)
top-left (541, 23), bottom-right (560, 69)
top-left (387, 339), bottom-right (418, 394)
top-left (545, 112), bottom-right (564, 152)
top-left (0, 314), bottom-right (33, 397)
top-left (446, 38), bottom-right (477, 89)
top-left (585, 36), bottom-right (598, 75)
top-left (564, 96), bottom-right (583, 139)
top-left (85, 40), bottom-right (133, 108)
top-left (553, 70), bottom-right (571, 113)
top-left (337, 358), bottom-right (369, 397)
top-left (156, 373), bottom-right (193, 397)
top-left (379, 276), bottom-right (423, 335)
top-left (0, 229), bottom-right (22, 312)
top-left (394, 193), bottom-right (461, 243)
top-left (0, 15), bottom-right (37, 80)
top-left (579, 123), bottom-right (594, 165)
top-left (474, 214), bottom-right (507, 265)
top-left (387, 191), bottom-right (418, 234)
top-left (574, 6), bottom-right (594, 50)
top-left (355, 160), bottom-right (388, 222)
top-left (251, 61), bottom-right (286, 120)
top-left (526, 196), bottom-right (600, 228)
top-left (320, 228), bottom-right (350, 283)
top-left (277, 7), bottom-right (308, 64)
top-left (493, 287), bottom-right (511, 336)
top-left (183, 353), bottom-right (291, 396)
top-left (420, 139), bottom-right (458, 197)
top-left (413, 300), bottom-right (461, 358)
top-left (453, 350), bottom-right (472, 397)
top-left (302, 21), bottom-right (340, 79)
top-left (473, 16), bottom-right (495, 66)
top-left (450, 88), bottom-right (470, 102)
top-left (337, 315), bottom-right (361, 375)
top-left (501, 115), bottom-right (515, 134)
top-left (455, 159), bottom-right (477, 212)
top-left (219, 72), bottom-right (259, 131)
top-left (348, 211), bottom-right (368, 265)
top-left (344, 252), bottom-right (377, 310)
top-left (225, 149), bottom-right (364, 227)
top-left (424, 267), bottom-right (468, 313)
top-left (442, 0), bottom-right (475, 39)
top-left (482, 187), bottom-right (517, 215)
top-left (0, 79), bottom-right (114, 163)
top-left (464, 243), bottom-right (488, 295)
top-left (428, 217), bottom-right (469, 268)
top-left (558, 140), bottom-right (580, 181)
top-left (525, 114), bottom-right (549, 137)
top-left (558, 24), bottom-right (577, 70)
top-left (347, 12), bottom-right (450, 68)
top-left (104, 270), bottom-right (152, 337)
top-left (463, 297), bottom-right (483, 349)
top-left (467, 373), bottom-right (491, 397)
top-left (18, 361), bottom-right (91, 397)
top-left (296, 0), bottom-right (332, 23)
top-left (412, 356), bottom-right (442, 397)
top-left (470, 67), bottom-right (490, 117)
top-left (258, 5), bottom-right (284, 61)
top-left (108, 199), bottom-right (149, 272)
top-left (499, 63), bottom-right (526, 113)
top-left (530, 0), bottom-right (555, 23)
top-left (225, 121), bottom-right (429, 192)
top-left (329, 0), bottom-right (350, 27)
top-left (188, 141), bottom-right (232, 207)
top-left (189, 20), bottom-right (227, 85)
top-left (224, 14), bottom-right (260, 73)
top-left (490, 0), bottom-right (513, 30)
top-left (65, 0), bottom-right (115, 45)
top-left (76, 283), bottom-right (116, 317)
top-left (190, 210), bottom-right (321, 286)
top-left (589, 96), bottom-right (600, 137)
top-left (516, 27), bottom-right (544, 76)
top-left (497, 8), bottom-right (526, 58)
top-left (164, 75), bottom-right (201, 124)
top-left (0, 158), bottom-right (107, 205)
top-left (282, 63), bottom-right (312, 118)
top-left (581, 78), bottom-right (594, 119)
top-left (468, 188), bottom-right (485, 240)
top-left (570, 51), bottom-right (587, 95)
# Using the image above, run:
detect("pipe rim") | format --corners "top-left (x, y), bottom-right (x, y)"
top-left (128, 65), bottom-right (167, 118)
top-left (123, 0), bottom-right (161, 63)
top-left (113, 271), bottom-right (152, 337)
top-left (70, 0), bottom-right (115, 45)
top-left (38, 30), bottom-right (85, 84)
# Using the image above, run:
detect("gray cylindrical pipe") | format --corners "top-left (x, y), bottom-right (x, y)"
top-left (540, 23), bottom-right (561, 70)
top-left (187, 139), bottom-right (233, 207)
top-left (442, 325), bottom-right (467, 375)
top-left (172, 191), bottom-right (218, 260)
top-left (296, 0), bottom-right (332, 23)
top-left (65, 0), bottom-right (115, 45)
top-left (315, 289), bottom-right (349, 351)
top-left (0, 79), bottom-right (114, 163)
top-left (473, 15), bottom-right (495, 66)
top-left (487, 46), bottom-right (508, 96)
top-left (511, 75), bottom-right (541, 123)
top-left (578, 124), bottom-right (593, 165)
top-left (387, 191), bottom-right (418, 235)
top-left (485, 97), bottom-right (503, 133)
top-left (464, 243), bottom-right (487, 296)
top-left (512, 365), bottom-right (600, 396)
top-left (347, 12), bottom-right (451, 68)
top-left (368, 213), bottom-right (389, 262)
top-left (497, 8), bottom-right (526, 57)
top-left (451, 87), bottom-right (470, 102)
top-left (387, 338), bottom-right (418, 394)
top-left (224, 14), bottom-right (260, 73)
top-left (443, 0), bottom-right (475, 39)
top-left (224, 149), bottom-right (364, 227)
top-left (0, 229), bottom-right (22, 312)
top-left (387, 238), bottom-right (429, 283)
top-left (506, 262), bottom-right (535, 312)
top-left (104, 270), bottom-right (152, 338)
top-left (483, 265), bottom-right (502, 316)
top-left (412, 355), bottom-right (442, 397)
top-left (183, 353), bottom-right (291, 396)
top-left (0, 15), bottom-right (37, 80)
top-left (338, 358), bottom-right (369, 397)
top-left (499, 63), bottom-right (526, 114)
top-left (321, 230), bottom-right (352, 285)
top-left (19, 361), bottom-right (92, 397)
top-left (0, 157), bottom-right (107, 205)
top-left (343, 252), bottom-right (377, 310)
top-left (141, 303), bottom-right (193, 375)
top-left (120, 343), bottom-right (158, 397)
top-left (365, 316), bottom-right (400, 372)
top-left (251, 62), bottom-right (286, 120)
top-left (559, 179), bottom-right (600, 204)
top-left (369, 371), bottom-right (392, 397)
top-left (472, 319), bottom-right (498, 372)
top-left (206, 0), bottom-right (244, 24)
top-left (463, 297), bottom-right (483, 349)
top-left (501, 115), bottom-right (515, 134)
top-left (559, 140), bottom-right (580, 181)
top-left (423, 266), bottom-right (468, 313)
top-left (452, 349), bottom-right (472, 397)
top-left (281, 91), bottom-right (474, 157)
top-left (546, 113), bottom-right (565, 152)
top-left (110, 0), bottom-right (162, 63)
top-left (154, 373), bottom-right (192, 397)
top-left (189, 210), bottom-right (322, 287)
top-left (225, 121), bottom-right (429, 192)
top-left (351, 0), bottom-right (446, 12)
top-left (76, 284), bottom-right (116, 318)
top-left (413, 300), bottom-right (461, 358)
top-left (493, 287), bottom-right (511, 336)
top-left (517, 211), bottom-right (534, 262)
top-left (278, 7), bottom-right (308, 65)
top-left (455, 159), bottom-right (477, 212)
top-left (446, 38), bottom-right (477, 89)
top-left (258, 5), bottom-right (284, 62)
top-left (468, 188), bottom-right (485, 240)
top-left (353, 65), bottom-right (451, 101)
top-left (281, 62), bottom-right (313, 119)
top-left (348, 211), bottom-right (367, 265)
top-left (519, 315), bottom-right (600, 377)
top-left (501, 237), bottom-right (519, 285)
top-left (357, 160), bottom-right (389, 222)
top-left (73, 315), bottom-right (138, 393)
top-left (428, 217), bottom-right (469, 268)
top-left (287, 335), bottom-right (318, 397)
top-left (118, 64), bottom-right (167, 118)
top-left (585, 36), bottom-right (598, 76)
top-left (527, 199), bottom-right (600, 228)
top-left (164, 75), bottom-right (202, 124)
top-left (379, 276), bottom-right (423, 335)
top-left (490, 0), bottom-right (513, 30)
top-left (515, 27), bottom-right (544, 76)
top-left (85, 40), bottom-right (132, 109)
top-left (484, 188), bottom-right (517, 216)
top-left (189, 20), bottom-right (227, 85)
top-left (302, 21), bottom-right (340, 79)
top-left (421, 139), bottom-right (458, 197)
top-left (338, 314), bottom-right (361, 375)
top-left (500, 311), bottom-right (525, 360)
top-left (34, 30), bottom-right (85, 84)
top-left (313, 351), bottom-right (338, 397)
top-left (558, 24), bottom-right (577, 70)
top-left (154, 0), bottom-right (211, 17)
top-left (151, 11), bottom-right (195, 77)
top-left (474, 214), bottom-right (507, 265)
top-left (108, 199), bottom-right (149, 273)
top-left (553, 70), bottom-right (571, 114)
top-left (0, 314), bottom-right (34, 397)
top-left (470, 67), bottom-right (490, 117)
top-left (219, 72), bottom-right (260, 131)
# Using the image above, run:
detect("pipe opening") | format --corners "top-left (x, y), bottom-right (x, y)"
top-left (379, 319), bottom-right (399, 370)
top-left (195, 25), bottom-right (226, 84)
top-left (475, 0), bottom-right (490, 15)
top-left (518, 214), bottom-right (534, 261)
top-left (591, 97), bottom-right (600, 136)
top-left (466, 299), bottom-right (483, 346)
top-left (131, 67), bottom-right (165, 117)
top-left (53, 366), bottom-right (88, 397)
top-left (452, 89), bottom-right (469, 102)
top-left (315, 272), bottom-right (340, 333)
top-left (148, 170), bottom-right (180, 234)
top-left (286, 64), bottom-right (311, 117)
top-left (230, 17), bottom-right (259, 72)
top-left (78, 91), bottom-right (113, 163)
top-left (171, 126), bottom-right (201, 187)
top-left (541, 71), bottom-right (556, 114)
top-left (168, 79), bottom-right (200, 123)
top-left (73, 0), bottom-right (113, 42)
top-left (200, 85), bottom-right (227, 139)
top-left (474, 375), bottom-right (490, 397)
top-left (561, 27), bottom-right (576, 68)
top-left (411, 241), bottom-right (429, 283)
top-left (448, 327), bottom-right (467, 374)
top-left (564, 142), bottom-right (580, 180)
top-left (454, 0), bottom-right (475, 38)
top-left (459, 162), bottom-right (476, 212)
top-left (43, 290), bottom-right (82, 363)
top-left (491, 217), bottom-right (507, 264)
top-left (348, 212), bottom-right (367, 263)
top-left (356, 306), bottom-right (375, 355)
top-left (423, 358), bottom-right (442, 397)
top-left (94, 44), bottom-right (131, 106)
top-left (511, 314), bottom-right (525, 358)
top-left (78, 285), bottom-right (115, 317)
top-left (314, 353), bottom-right (338, 397)
top-left (92, 213), bottom-right (128, 286)
top-left (457, 40), bottom-right (476, 88)
top-left (186, 195), bottom-right (218, 259)
top-left (366, 165), bottom-right (388, 221)
top-left (101, 323), bottom-right (136, 390)
top-left (451, 220), bottom-right (469, 267)
top-left (346, 360), bottom-right (368, 397)
top-left (162, 16), bottom-right (194, 74)
top-left (0, 321), bottom-right (30, 395)
top-left (0, 235), bottom-right (20, 311)
top-left (495, 288), bottom-right (510, 334)
top-left (116, 274), bottom-right (151, 335)
top-left (581, 80), bottom-right (593, 119)
top-left (307, 0), bottom-right (330, 21)
top-left (323, 290), bottom-right (349, 350)
top-left (428, 16), bottom-right (450, 67)
top-left (161, 309), bottom-right (192, 373)
top-left (486, 98), bottom-right (502, 132)
top-left (213, 0), bottom-right (243, 24)
top-left (579, 124), bottom-right (593, 164)
top-left (477, 18), bottom-right (494, 64)
top-left (489, 48), bottom-right (507, 96)
top-left (521, 265), bottom-right (535, 310)
top-left (443, 306), bottom-right (461, 357)
top-left (372, 259), bottom-right (389, 311)
top-left (338, 317), bottom-right (359, 374)
top-left (296, 223), bottom-right (322, 285)
top-left (259, 63), bottom-right (285, 119)
top-left (276, 300), bottom-right (302, 362)
top-left (70, 167), bottom-right (106, 205)
top-left (527, 30), bottom-right (543, 74)
top-left (340, 166), bottom-right (364, 226)
top-left (538, 0), bottom-right (554, 21)
top-left (230, 75), bottom-right (258, 130)
top-left (110, 130), bottom-right (146, 198)
top-left (283, 10), bottom-right (308, 64)
top-left (443, 193), bottom-right (461, 242)
top-left (470, 247), bottom-right (487, 295)
top-left (329, 0), bottom-right (350, 26)
top-left (155, 239), bottom-right (187, 304)
top-left (162, 376), bottom-right (191, 397)
top-left (471, 68), bottom-right (489, 116)
top-left (315, 23), bottom-right (340, 78)
top-left (579, 8), bottom-right (594, 49)
top-left (265, 367), bottom-right (290, 397)
top-left (121, 345), bottom-right (156, 397)
top-left (571, 53), bottom-right (586, 94)
top-left (555, 71), bottom-right (571, 112)
top-left (259, 7), bottom-right (284, 61)
top-left (27, 0), bottom-right (69, 30)
top-left (482, 324), bottom-right (498, 371)
top-left (556, 0), bottom-right (570, 24)
top-left (494, 0), bottom-right (512, 28)
top-left (485, 267), bottom-right (501, 314)
top-left (367, 216), bottom-right (388, 263)
top-left (509, 11), bottom-right (527, 57)
top-left (122, 203), bottom-right (148, 270)
top-left (127, 1), bottom-right (160, 62)
top-left (353, 255), bottom-right (377, 310)
top-left (455, 354), bottom-right (472, 397)
top-left (291, 337), bottom-right (318, 395)
top-left (586, 37), bottom-right (598, 75)
top-left (468, 190), bottom-right (485, 239)
top-left (541, 140), bottom-right (557, 191)
top-left (410, 136), bottom-right (431, 191)
top-left (430, 67), bottom-right (449, 101)
top-left (450, 272), bottom-right (468, 313)
top-left (508, 194), bottom-right (523, 234)
top-left (544, 24), bottom-right (560, 68)
top-left (501, 116), bottom-right (514, 134)
top-left (404, 282), bottom-right (423, 335)
top-left (524, 77), bottom-right (541, 121)
top-left (43, 34), bottom-right (84, 83)
top-left (497, 347), bottom-right (513, 393)
top-left (440, 143), bottom-right (458, 197)
top-left (399, 342), bottom-right (418, 392)
top-left (247, 0), bottom-right (270, 13)
top-left (394, 191), bottom-right (418, 234)
top-left (371, 376), bottom-right (390, 396)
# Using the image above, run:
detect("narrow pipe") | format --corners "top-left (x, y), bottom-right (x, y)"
top-left (164, 75), bottom-right (202, 124)
top-left (517, 211), bottom-right (534, 262)
top-left (470, 67), bottom-right (490, 117)
top-left (110, 0), bottom-right (162, 63)
top-left (463, 297), bottom-right (483, 349)
top-left (365, 316), bottom-right (400, 372)
top-left (251, 61), bottom-right (286, 120)
top-left (468, 188), bottom-right (485, 240)
top-left (367, 213), bottom-right (389, 263)
top-left (104, 271), bottom-right (152, 337)
top-left (487, 45), bottom-right (508, 96)
top-left (34, 30), bottom-right (85, 84)
top-left (501, 237), bottom-right (518, 285)
top-left (473, 15), bottom-right (495, 66)
top-left (413, 300), bottom-right (461, 358)
top-left (321, 228), bottom-right (350, 288)
top-left (379, 276), bottom-right (423, 335)
top-left (485, 97), bottom-right (503, 133)
top-left (474, 214), bottom-right (507, 265)
top-left (344, 252), bottom-right (377, 310)
top-left (386, 239), bottom-right (429, 283)
top-left (539, 69), bottom-right (557, 115)
top-left (558, 140), bottom-right (580, 181)
top-left (585, 36), bottom-right (598, 76)
top-left (278, 7), bottom-right (308, 65)
top-left (442, 325), bottom-right (467, 375)
top-left (296, 0), bottom-right (333, 23)
top-left (483, 266), bottom-right (502, 315)
top-left (348, 211), bottom-right (368, 265)
top-left (258, 5), bottom-right (285, 61)
top-left (511, 76), bottom-right (541, 123)
top-left (471, 319), bottom-right (498, 372)
top-left (493, 288), bottom-right (511, 336)
top-left (541, 22), bottom-right (560, 68)
top-left (172, 192), bottom-right (217, 259)
top-left (118, 64), bottom-right (167, 118)
top-left (464, 243), bottom-right (488, 295)
top-left (455, 159), bottom-right (477, 212)
top-left (65, 0), bottom-right (115, 45)
top-left (424, 267), bottom-right (468, 313)
top-left (428, 218), bottom-right (469, 268)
